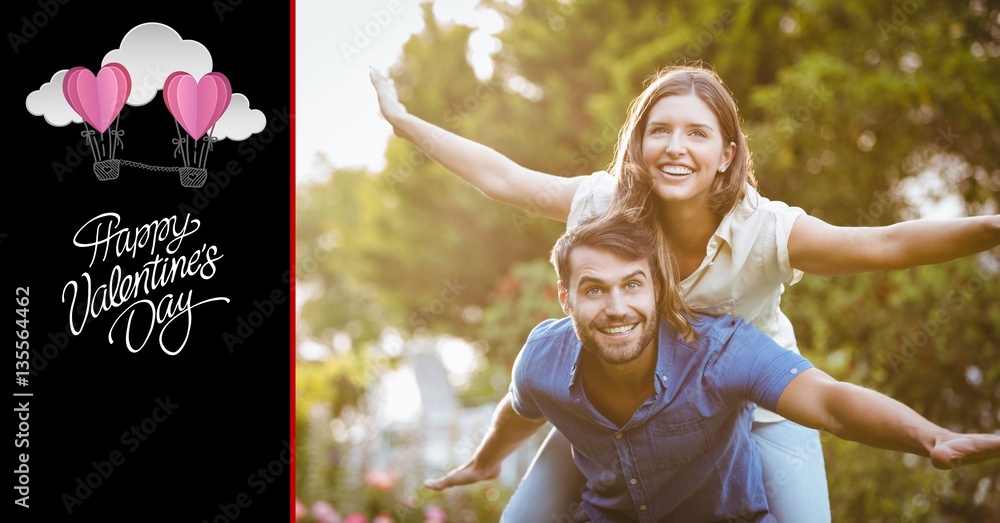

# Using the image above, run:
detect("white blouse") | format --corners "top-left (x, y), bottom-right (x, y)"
top-left (568, 171), bottom-right (807, 422)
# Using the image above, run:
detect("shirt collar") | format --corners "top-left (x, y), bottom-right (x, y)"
top-left (711, 183), bottom-right (761, 251)
top-left (569, 338), bottom-right (582, 388)
top-left (566, 319), bottom-right (675, 391)
top-left (654, 318), bottom-right (677, 391)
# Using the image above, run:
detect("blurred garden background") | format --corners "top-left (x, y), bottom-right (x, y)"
top-left (295, 1), bottom-right (999, 521)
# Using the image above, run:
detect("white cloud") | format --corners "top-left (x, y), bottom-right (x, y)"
top-left (103, 22), bottom-right (212, 107)
top-left (26, 22), bottom-right (265, 142)
top-left (25, 70), bottom-right (81, 127)
top-left (211, 94), bottom-right (266, 141)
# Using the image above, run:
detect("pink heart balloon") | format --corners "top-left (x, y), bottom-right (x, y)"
top-left (62, 63), bottom-right (132, 133)
top-left (162, 71), bottom-right (233, 140)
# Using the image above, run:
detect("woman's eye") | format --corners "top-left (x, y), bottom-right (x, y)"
top-left (691, 130), bottom-right (707, 138)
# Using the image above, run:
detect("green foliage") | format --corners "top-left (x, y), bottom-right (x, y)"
top-left (787, 257), bottom-right (1000, 519)
top-left (479, 260), bottom-right (566, 373)
top-left (298, 0), bottom-right (1000, 520)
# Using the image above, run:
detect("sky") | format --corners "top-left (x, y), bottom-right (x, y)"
top-left (295, 0), bottom-right (508, 185)
top-left (293, 0), bottom-right (507, 360)
top-left (293, 0), bottom-right (968, 218)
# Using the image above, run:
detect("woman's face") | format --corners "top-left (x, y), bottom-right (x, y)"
top-left (640, 94), bottom-right (735, 209)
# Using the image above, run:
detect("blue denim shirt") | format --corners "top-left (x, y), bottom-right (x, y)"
top-left (510, 314), bottom-right (813, 523)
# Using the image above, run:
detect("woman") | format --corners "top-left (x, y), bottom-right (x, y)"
top-left (369, 64), bottom-right (1000, 522)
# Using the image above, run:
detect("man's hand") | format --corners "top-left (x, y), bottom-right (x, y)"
top-left (423, 393), bottom-right (546, 491)
top-left (424, 460), bottom-right (501, 491)
top-left (777, 369), bottom-right (1000, 469)
top-left (930, 433), bottom-right (1000, 470)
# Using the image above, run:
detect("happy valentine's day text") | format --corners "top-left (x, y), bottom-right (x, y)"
top-left (62, 212), bottom-right (229, 354)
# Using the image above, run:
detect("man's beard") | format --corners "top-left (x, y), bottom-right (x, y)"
top-left (573, 312), bottom-right (657, 365)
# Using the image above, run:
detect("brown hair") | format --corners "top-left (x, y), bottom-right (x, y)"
top-left (607, 63), bottom-right (757, 222)
top-left (550, 213), bottom-right (695, 341)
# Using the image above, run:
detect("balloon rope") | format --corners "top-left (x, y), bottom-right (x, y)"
top-left (174, 121), bottom-right (190, 167)
top-left (199, 126), bottom-right (217, 169)
top-left (110, 117), bottom-right (122, 159)
top-left (82, 122), bottom-right (103, 162)
top-left (192, 131), bottom-right (199, 167)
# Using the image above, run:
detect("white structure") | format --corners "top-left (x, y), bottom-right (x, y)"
top-left (365, 337), bottom-right (545, 490)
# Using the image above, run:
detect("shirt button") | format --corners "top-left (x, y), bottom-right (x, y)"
top-left (615, 433), bottom-right (623, 439)
top-left (630, 478), bottom-right (637, 485)
top-left (790, 368), bottom-right (798, 375)
top-left (639, 505), bottom-right (647, 511)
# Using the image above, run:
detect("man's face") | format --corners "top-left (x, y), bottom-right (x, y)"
top-left (559, 245), bottom-right (659, 365)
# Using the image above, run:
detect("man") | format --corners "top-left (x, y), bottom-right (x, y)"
top-left (425, 214), bottom-right (999, 522)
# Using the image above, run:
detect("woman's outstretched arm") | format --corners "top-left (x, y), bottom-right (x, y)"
top-left (788, 214), bottom-right (1000, 276)
top-left (370, 67), bottom-right (582, 222)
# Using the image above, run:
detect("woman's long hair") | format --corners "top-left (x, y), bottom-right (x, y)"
top-left (603, 64), bottom-right (758, 340)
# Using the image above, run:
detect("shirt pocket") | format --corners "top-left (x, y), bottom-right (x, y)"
top-left (646, 416), bottom-right (713, 469)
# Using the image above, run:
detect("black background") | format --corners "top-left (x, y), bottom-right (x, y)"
top-left (8, 1), bottom-right (292, 521)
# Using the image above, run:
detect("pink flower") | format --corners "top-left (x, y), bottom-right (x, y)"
top-left (295, 498), bottom-right (308, 521)
top-left (344, 514), bottom-right (367, 523)
top-left (364, 469), bottom-right (400, 491)
top-left (311, 500), bottom-right (341, 523)
top-left (424, 504), bottom-right (447, 522)
top-left (372, 513), bottom-right (395, 523)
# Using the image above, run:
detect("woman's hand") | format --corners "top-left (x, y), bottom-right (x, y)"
top-left (364, 66), bottom-right (580, 221)
top-left (370, 66), bottom-right (409, 131)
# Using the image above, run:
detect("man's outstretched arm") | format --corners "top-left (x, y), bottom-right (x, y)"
top-left (425, 392), bottom-right (548, 490)
top-left (775, 368), bottom-right (1000, 469)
